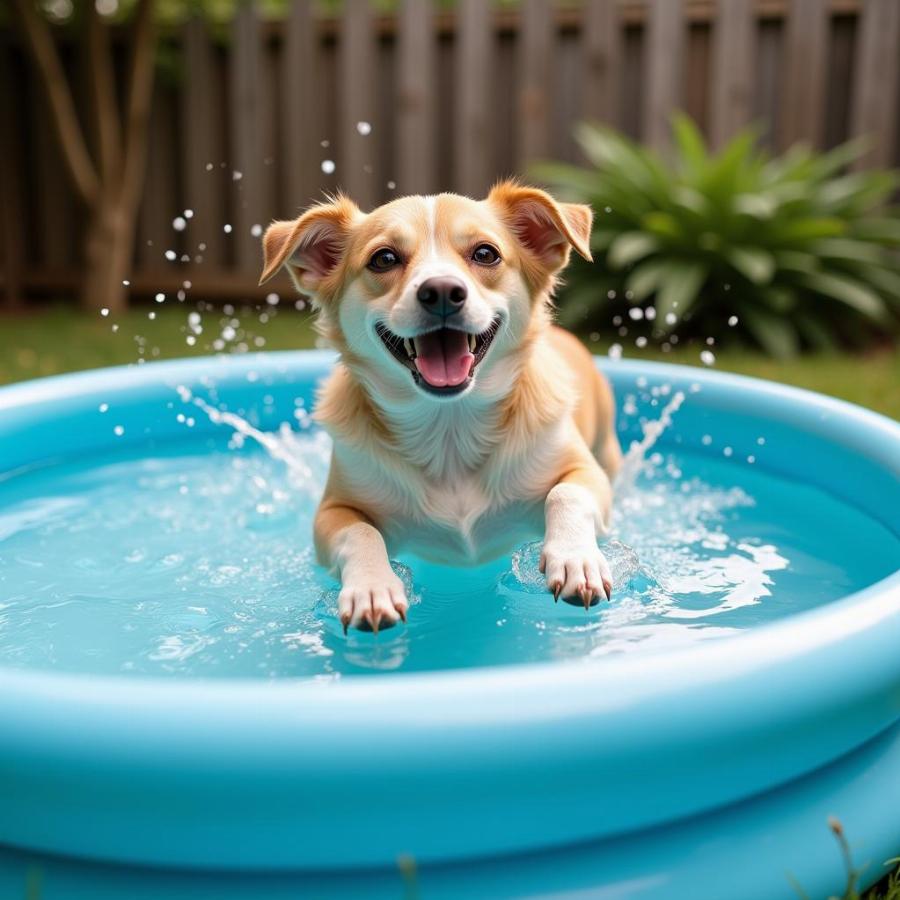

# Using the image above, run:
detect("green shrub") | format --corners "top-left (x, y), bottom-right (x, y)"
top-left (533, 116), bottom-right (900, 356)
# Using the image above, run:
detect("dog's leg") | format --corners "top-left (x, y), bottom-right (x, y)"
top-left (315, 504), bottom-right (409, 633)
top-left (540, 459), bottom-right (613, 608)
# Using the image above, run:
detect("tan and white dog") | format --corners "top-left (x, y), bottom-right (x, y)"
top-left (260, 181), bottom-right (622, 633)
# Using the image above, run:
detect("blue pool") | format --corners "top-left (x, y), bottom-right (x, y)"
top-left (0, 351), bottom-right (898, 899)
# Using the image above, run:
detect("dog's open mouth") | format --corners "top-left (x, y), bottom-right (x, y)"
top-left (376, 318), bottom-right (502, 395)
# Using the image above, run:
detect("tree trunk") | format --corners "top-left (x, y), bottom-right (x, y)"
top-left (81, 199), bottom-right (134, 314)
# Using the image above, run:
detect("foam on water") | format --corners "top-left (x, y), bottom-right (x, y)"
top-left (0, 380), bottom-right (897, 678)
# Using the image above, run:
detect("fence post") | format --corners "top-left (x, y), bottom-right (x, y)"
top-left (517, 0), bottom-right (553, 172)
top-left (849, 0), bottom-right (900, 170)
top-left (229, 1), bottom-right (267, 274)
top-left (183, 16), bottom-right (225, 270)
top-left (709, 0), bottom-right (756, 150)
top-left (338, 0), bottom-right (377, 210)
top-left (779, 0), bottom-right (829, 150)
top-left (454, 0), bottom-right (492, 197)
top-left (643, 0), bottom-right (684, 155)
top-left (582, 0), bottom-right (620, 128)
top-left (397, 0), bottom-right (436, 196)
top-left (0, 38), bottom-right (23, 308)
top-left (282, 0), bottom-right (319, 214)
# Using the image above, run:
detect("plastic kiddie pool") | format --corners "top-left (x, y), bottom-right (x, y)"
top-left (0, 351), bottom-right (898, 900)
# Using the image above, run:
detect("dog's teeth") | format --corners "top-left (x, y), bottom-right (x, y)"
top-left (468, 334), bottom-right (477, 352)
top-left (404, 339), bottom-right (416, 358)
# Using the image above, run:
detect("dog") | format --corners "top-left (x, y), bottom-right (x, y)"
top-left (259, 181), bottom-right (622, 633)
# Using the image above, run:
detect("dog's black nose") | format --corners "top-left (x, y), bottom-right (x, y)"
top-left (417, 276), bottom-right (467, 317)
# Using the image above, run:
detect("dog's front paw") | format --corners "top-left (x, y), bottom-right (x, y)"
top-left (338, 570), bottom-right (409, 634)
top-left (539, 541), bottom-right (612, 609)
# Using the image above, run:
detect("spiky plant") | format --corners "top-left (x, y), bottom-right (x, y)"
top-left (533, 116), bottom-right (900, 356)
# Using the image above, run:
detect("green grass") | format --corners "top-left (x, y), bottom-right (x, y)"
top-left (1, 305), bottom-right (898, 420)
top-left (2, 304), bottom-right (899, 898)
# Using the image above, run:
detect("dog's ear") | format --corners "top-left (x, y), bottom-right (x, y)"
top-left (259, 196), bottom-right (362, 292)
top-left (488, 181), bottom-right (593, 272)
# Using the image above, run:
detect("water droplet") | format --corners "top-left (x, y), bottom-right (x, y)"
top-left (148, 311), bottom-right (156, 320)
top-left (607, 290), bottom-right (617, 300)
top-left (608, 343), bottom-right (623, 361)
top-left (665, 312), bottom-right (677, 325)
top-left (155, 293), bottom-right (165, 303)
top-left (644, 307), bottom-right (656, 321)
top-left (122, 279), bottom-right (130, 287)
top-left (205, 162), bottom-right (214, 171)
top-left (723, 446), bottom-right (733, 457)
top-left (266, 293), bottom-right (279, 306)
top-left (635, 336), bottom-right (647, 348)
top-left (165, 250), bottom-right (177, 261)
top-left (250, 224), bottom-right (263, 238)
top-left (223, 224), bottom-right (232, 234)
top-left (387, 180), bottom-right (396, 190)
top-left (172, 216), bottom-right (187, 232)
top-left (700, 350), bottom-right (716, 366)
top-left (628, 307), bottom-right (643, 321)
top-left (728, 315), bottom-right (739, 327)
top-left (113, 425), bottom-right (125, 437)
top-left (98, 403), bottom-right (109, 413)
top-left (321, 159), bottom-right (336, 175)
top-left (356, 121), bottom-right (372, 136)
top-left (232, 171), bottom-right (243, 181)
top-left (100, 308), bottom-right (110, 317)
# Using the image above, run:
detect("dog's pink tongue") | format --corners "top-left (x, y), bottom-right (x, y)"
top-left (414, 330), bottom-right (475, 388)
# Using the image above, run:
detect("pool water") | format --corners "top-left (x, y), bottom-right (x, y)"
top-left (1, 384), bottom-right (896, 681)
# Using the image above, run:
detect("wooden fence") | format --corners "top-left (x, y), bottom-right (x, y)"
top-left (1, 0), bottom-right (899, 307)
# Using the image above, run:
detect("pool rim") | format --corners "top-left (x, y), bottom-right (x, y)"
top-left (0, 351), bottom-right (898, 870)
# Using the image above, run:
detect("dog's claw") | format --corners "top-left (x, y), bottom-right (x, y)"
top-left (551, 581), bottom-right (562, 602)
top-left (603, 580), bottom-right (612, 601)
top-left (581, 587), bottom-right (593, 611)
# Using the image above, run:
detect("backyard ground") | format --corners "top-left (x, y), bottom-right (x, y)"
top-left (1, 305), bottom-right (898, 421)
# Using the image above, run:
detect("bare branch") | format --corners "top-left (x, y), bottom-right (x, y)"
top-left (86, 4), bottom-right (122, 184)
top-left (10, 0), bottom-right (99, 206)
top-left (120, 0), bottom-right (157, 212)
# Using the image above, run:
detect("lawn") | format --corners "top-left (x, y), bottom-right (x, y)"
top-left (1, 304), bottom-right (898, 421)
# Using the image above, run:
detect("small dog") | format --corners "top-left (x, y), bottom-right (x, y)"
top-left (260, 182), bottom-right (622, 632)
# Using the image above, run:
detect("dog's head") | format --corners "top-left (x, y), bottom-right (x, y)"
top-left (260, 182), bottom-right (592, 402)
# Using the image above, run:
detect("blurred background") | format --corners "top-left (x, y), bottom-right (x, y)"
top-left (1, 0), bottom-right (898, 415)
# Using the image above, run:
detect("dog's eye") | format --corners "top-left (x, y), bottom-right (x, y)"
top-left (472, 244), bottom-right (501, 266)
top-left (367, 248), bottom-right (401, 272)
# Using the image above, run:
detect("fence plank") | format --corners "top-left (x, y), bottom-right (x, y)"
top-left (229, 2), bottom-right (267, 273)
top-left (0, 40), bottom-right (23, 307)
top-left (136, 86), bottom-right (177, 272)
top-left (282, 0), bottom-right (319, 214)
top-left (582, 0), bottom-right (620, 127)
top-left (517, 0), bottom-right (554, 171)
top-left (396, 0), bottom-right (436, 195)
top-left (779, 0), bottom-right (829, 149)
top-left (338, 0), bottom-right (377, 209)
top-left (849, 0), bottom-right (900, 169)
top-left (709, 0), bottom-right (756, 149)
top-left (455, 0), bottom-right (493, 196)
top-left (643, 0), bottom-right (685, 153)
top-left (182, 17), bottom-right (224, 269)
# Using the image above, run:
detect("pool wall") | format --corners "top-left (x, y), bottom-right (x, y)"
top-left (0, 352), bottom-right (898, 895)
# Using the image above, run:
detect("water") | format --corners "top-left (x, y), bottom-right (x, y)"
top-left (0, 388), bottom-right (897, 680)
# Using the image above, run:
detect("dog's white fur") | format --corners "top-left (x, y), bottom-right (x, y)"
top-left (260, 182), bottom-right (622, 632)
